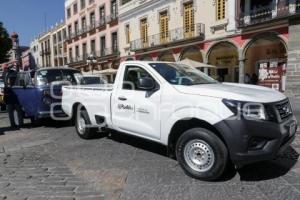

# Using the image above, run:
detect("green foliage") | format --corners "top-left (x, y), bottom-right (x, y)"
top-left (0, 22), bottom-right (12, 63)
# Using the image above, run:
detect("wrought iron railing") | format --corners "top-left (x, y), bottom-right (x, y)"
top-left (107, 12), bottom-right (118, 23)
top-left (130, 23), bottom-right (205, 51)
top-left (238, 1), bottom-right (300, 27)
top-left (96, 47), bottom-right (120, 57)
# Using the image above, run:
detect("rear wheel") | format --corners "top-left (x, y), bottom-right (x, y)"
top-left (75, 107), bottom-right (97, 139)
top-left (176, 128), bottom-right (228, 181)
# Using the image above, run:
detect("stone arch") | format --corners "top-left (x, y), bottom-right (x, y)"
top-left (206, 41), bottom-right (239, 82)
top-left (158, 51), bottom-right (175, 62)
top-left (179, 46), bottom-right (204, 62)
top-left (242, 31), bottom-right (288, 86)
top-left (242, 31), bottom-right (288, 59)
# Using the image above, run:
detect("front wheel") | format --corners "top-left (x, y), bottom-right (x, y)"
top-left (75, 108), bottom-right (97, 139)
top-left (176, 128), bottom-right (228, 181)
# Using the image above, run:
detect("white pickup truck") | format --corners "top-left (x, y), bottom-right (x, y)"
top-left (62, 61), bottom-right (297, 180)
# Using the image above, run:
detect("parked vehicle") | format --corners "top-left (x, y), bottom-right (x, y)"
top-left (0, 71), bottom-right (5, 111)
top-left (62, 61), bottom-right (297, 180)
top-left (12, 67), bottom-right (80, 122)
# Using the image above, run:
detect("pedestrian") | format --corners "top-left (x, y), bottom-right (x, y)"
top-left (251, 73), bottom-right (258, 85)
top-left (244, 73), bottom-right (251, 84)
top-left (4, 65), bottom-right (24, 128)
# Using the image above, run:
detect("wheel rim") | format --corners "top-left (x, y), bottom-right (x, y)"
top-left (183, 139), bottom-right (215, 172)
top-left (77, 113), bottom-right (86, 134)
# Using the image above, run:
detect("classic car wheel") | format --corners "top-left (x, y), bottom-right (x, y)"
top-left (75, 108), bottom-right (96, 139)
top-left (176, 128), bottom-right (228, 181)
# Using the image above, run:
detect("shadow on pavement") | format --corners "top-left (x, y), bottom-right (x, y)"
top-left (108, 131), bottom-right (168, 157)
top-left (0, 126), bottom-right (20, 135)
top-left (238, 146), bottom-right (299, 181)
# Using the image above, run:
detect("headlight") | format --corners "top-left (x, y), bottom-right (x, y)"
top-left (222, 99), bottom-right (268, 120)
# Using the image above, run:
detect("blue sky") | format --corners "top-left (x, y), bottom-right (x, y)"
top-left (0, 0), bottom-right (65, 46)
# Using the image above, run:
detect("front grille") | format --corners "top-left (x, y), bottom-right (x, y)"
top-left (275, 100), bottom-right (292, 121)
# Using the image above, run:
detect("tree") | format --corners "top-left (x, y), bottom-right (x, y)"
top-left (0, 22), bottom-right (12, 63)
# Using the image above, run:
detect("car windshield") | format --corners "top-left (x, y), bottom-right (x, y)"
top-left (36, 69), bottom-right (79, 86)
top-left (149, 63), bottom-right (218, 85)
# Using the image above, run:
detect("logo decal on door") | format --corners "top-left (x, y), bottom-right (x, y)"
top-left (118, 104), bottom-right (134, 110)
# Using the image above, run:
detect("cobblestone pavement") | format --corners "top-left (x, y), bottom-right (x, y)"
top-left (1, 100), bottom-right (300, 199)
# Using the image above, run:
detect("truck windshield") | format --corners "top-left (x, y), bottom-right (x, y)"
top-left (36, 69), bottom-right (79, 86)
top-left (149, 63), bottom-right (217, 85)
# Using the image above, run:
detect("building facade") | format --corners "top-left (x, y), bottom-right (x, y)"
top-left (119, 0), bottom-right (239, 82)
top-left (51, 21), bottom-right (68, 67)
top-left (65, 0), bottom-right (120, 74)
top-left (30, 38), bottom-right (41, 68)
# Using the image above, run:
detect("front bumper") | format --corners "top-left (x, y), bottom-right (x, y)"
top-left (214, 115), bottom-right (297, 166)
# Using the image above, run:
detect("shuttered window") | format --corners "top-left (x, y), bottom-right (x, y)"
top-left (140, 18), bottom-right (148, 47)
top-left (216, 0), bottom-right (225, 20)
top-left (160, 11), bottom-right (169, 43)
top-left (183, 2), bottom-right (194, 38)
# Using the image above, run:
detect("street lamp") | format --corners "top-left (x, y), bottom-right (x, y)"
top-left (11, 32), bottom-right (22, 72)
top-left (86, 54), bottom-right (97, 74)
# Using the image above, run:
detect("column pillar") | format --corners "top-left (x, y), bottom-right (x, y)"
top-left (244, 0), bottom-right (251, 25)
top-left (203, 53), bottom-right (209, 75)
top-left (238, 50), bottom-right (245, 83)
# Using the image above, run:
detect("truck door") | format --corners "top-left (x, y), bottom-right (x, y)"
top-left (112, 65), bottom-right (161, 140)
top-left (13, 72), bottom-right (37, 117)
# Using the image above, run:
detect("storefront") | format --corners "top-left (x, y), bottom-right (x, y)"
top-left (207, 42), bottom-right (239, 82)
top-left (244, 35), bottom-right (287, 91)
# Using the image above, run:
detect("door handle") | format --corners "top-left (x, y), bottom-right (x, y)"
top-left (118, 96), bottom-right (127, 101)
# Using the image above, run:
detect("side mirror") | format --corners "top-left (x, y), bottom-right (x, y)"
top-left (137, 77), bottom-right (155, 90)
top-left (19, 80), bottom-right (26, 88)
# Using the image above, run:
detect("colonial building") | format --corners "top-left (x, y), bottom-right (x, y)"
top-left (119, 0), bottom-right (238, 82)
top-left (51, 21), bottom-right (68, 67)
top-left (65, 0), bottom-right (120, 76)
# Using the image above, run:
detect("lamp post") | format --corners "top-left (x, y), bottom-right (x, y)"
top-left (86, 54), bottom-right (97, 74)
top-left (11, 32), bottom-right (22, 72)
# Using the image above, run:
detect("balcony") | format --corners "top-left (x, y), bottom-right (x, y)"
top-left (237, 0), bottom-right (300, 27)
top-left (96, 47), bottom-right (120, 58)
top-left (107, 12), bottom-right (118, 26)
top-left (130, 23), bottom-right (205, 51)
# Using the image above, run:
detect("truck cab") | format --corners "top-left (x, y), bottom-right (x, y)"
top-left (12, 67), bottom-right (80, 121)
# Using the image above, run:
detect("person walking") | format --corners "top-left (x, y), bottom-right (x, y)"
top-left (3, 65), bottom-right (23, 128)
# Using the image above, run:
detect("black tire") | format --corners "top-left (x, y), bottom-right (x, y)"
top-left (176, 128), bottom-right (228, 181)
top-left (75, 107), bottom-right (96, 139)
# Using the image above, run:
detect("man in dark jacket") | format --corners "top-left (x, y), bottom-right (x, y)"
top-left (4, 66), bottom-right (23, 128)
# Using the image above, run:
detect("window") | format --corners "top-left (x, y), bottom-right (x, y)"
top-left (183, 2), bottom-right (195, 38)
top-left (140, 18), bottom-right (148, 45)
top-left (100, 36), bottom-right (106, 56)
top-left (159, 11), bottom-right (169, 43)
top-left (81, 16), bottom-right (87, 31)
top-left (73, 3), bottom-right (78, 14)
top-left (75, 46), bottom-right (79, 59)
top-left (111, 0), bottom-right (117, 18)
top-left (58, 31), bottom-right (62, 42)
top-left (74, 21), bottom-right (79, 35)
top-left (99, 6), bottom-right (105, 25)
top-left (123, 66), bottom-right (155, 91)
top-left (68, 25), bottom-right (72, 37)
top-left (150, 63), bottom-right (217, 85)
top-left (63, 29), bottom-right (67, 40)
top-left (112, 32), bottom-right (118, 53)
top-left (216, 0), bottom-right (225, 20)
top-left (89, 0), bottom-right (95, 4)
top-left (53, 35), bottom-right (57, 44)
top-left (69, 48), bottom-right (73, 61)
top-left (90, 39), bottom-right (96, 54)
top-left (82, 43), bottom-right (87, 58)
top-left (90, 12), bottom-right (95, 28)
top-left (125, 24), bottom-right (130, 44)
top-left (80, 0), bottom-right (85, 9)
top-left (67, 8), bottom-right (71, 18)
